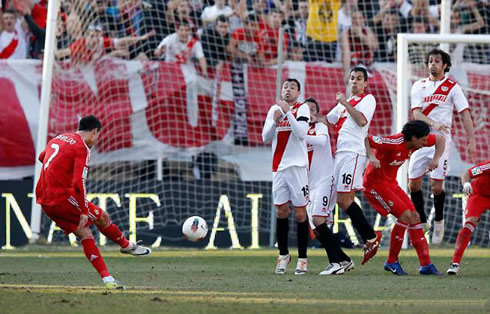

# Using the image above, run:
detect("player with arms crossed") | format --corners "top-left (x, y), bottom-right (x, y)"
top-left (305, 98), bottom-right (354, 275)
top-left (364, 120), bottom-right (445, 275)
top-left (447, 160), bottom-right (490, 275)
top-left (36, 116), bottom-right (151, 290)
top-left (326, 66), bottom-right (381, 265)
top-left (262, 78), bottom-right (311, 275)
top-left (409, 48), bottom-right (476, 244)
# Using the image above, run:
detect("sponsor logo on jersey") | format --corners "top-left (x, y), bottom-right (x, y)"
top-left (423, 94), bottom-right (448, 103)
top-left (471, 167), bottom-right (482, 176)
top-left (389, 160), bottom-right (405, 166)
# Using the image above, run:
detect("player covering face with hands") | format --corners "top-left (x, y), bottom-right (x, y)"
top-left (35, 116), bottom-right (152, 290)
top-left (363, 120), bottom-right (445, 275)
top-left (262, 79), bottom-right (311, 275)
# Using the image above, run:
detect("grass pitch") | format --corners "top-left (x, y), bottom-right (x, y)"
top-left (0, 248), bottom-right (489, 313)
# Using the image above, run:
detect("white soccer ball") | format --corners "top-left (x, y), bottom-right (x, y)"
top-left (182, 216), bottom-right (208, 242)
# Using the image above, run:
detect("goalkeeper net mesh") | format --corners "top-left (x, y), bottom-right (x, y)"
top-left (38, 0), bottom-right (489, 248)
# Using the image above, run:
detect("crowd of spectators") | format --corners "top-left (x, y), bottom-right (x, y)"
top-left (0, 0), bottom-right (488, 78)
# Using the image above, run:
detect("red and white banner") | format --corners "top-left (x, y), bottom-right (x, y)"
top-left (0, 59), bottom-right (488, 180)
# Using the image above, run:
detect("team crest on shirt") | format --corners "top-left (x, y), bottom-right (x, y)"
top-left (471, 167), bottom-right (483, 176)
top-left (388, 200), bottom-right (394, 207)
top-left (441, 86), bottom-right (448, 92)
top-left (309, 129), bottom-right (315, 135)
top-left (372, 136), bottom-right (382, 144)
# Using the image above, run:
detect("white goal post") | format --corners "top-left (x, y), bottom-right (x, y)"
top-left (395, 33), bottom-right (490, 192)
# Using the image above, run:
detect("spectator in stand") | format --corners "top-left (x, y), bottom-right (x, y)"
top-left (165, 0), bottom-right (201, 35)
top-left (201, 15), bottom-right (230, 68)
top-left (340, 10), bottom-right (376, 81)
top-left (0, 9), bottom-right (28, 59)
top-left (305, 0), bottom-right (341, 62)
top-left (55, 24), bottom-right (155, 65)
top-left (407, 16), bottom-right (435, 68)
top-left (12, 0), bottom-right (44, 59)
top-left (227, 13), bottom-right (264, 65)
top-left (337, 0), bottom-right (358, 61)
top-left (408, 0), bottom-right (439, 32)
top-left (450, 0), bottom-right (484, 63)
top-left (262, 9), bottom-right (289, 64)
top-left (372, 10), bottom-right (398, 62)
top-left (201, 0), bottom-right (233, 27)
top-left (371, 0), bottom-right (411, 33)
top-left (154, 21), bottom-right (208, 76)
top-left (289, 39), bottom-right (303, 61)
top-left (294, 0), bottom-right (308, 49)
top-left (65, 11), bottom-right (83, 42)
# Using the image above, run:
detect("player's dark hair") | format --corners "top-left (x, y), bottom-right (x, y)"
top-left (216, 15), bottom-right (228, 24)
top-left (78, 115), bottom-right (102, 132)
top-left (304, 97), bottom-right (319, 113)
top-left (401, 120), bottom-right (430, 141)
top-left (245, 13), bottom-right (259, 23)
top-left (350, 66), bottom-right (368, 81)
top-left (425, 48), bottom-right (451, 73)
top-left (283, 78), bottom-right (301, 91)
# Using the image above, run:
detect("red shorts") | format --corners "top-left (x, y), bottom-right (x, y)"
top-left (363, 184), bottom-right (415, 218)
top-left (41, 199), bottom-right (103, 235)
top-left (465, 193), bottom-right (490, 220)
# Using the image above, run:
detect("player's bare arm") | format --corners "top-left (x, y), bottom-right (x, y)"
top-left (364, 137), bottom-right (380, 168)
top-left (429, 134), bottom-right (446, 171)
top-left (412, 108), bottom-right (451, 134)
top-left (336, 92), bottom-right (368, 127)
top-left (460, 169), bottom-right (473, 196)
top-left (460, 109), bottom-right (477, 162)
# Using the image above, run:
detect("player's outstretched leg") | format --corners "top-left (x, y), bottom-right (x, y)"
top-left (384, 220), bottom-right (408, 276)
top-left (94, 207), bottom-right (151, 256)
top-left (448, 220), bottom-right (476, 275)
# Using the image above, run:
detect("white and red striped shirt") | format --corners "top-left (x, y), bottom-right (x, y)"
top-left (262, 102), bottom-right (310, 172)
top-left (0, 21), bottom-right (28, 59)
top-left (307, 122), bottom-right (334, 188)
top-left (326, 93), bottom-right (376, 156)
top-left (411, 76), bottom-right (468, 135)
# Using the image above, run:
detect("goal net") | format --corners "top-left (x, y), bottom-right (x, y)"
top-left (21, 0), bottom-right (488, 249)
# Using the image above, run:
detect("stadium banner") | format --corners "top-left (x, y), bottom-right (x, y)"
top-left (1, 59), bottom-right (486, 181)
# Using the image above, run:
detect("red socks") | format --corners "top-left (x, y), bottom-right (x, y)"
top-left (81, 237), bottom-right (110, 278)
top-left (409, 224), bottom-right (431, 266)
top-left (98, 222), bottom-right (130, 249)
top-left (387, 220), bottom-right (408, 264)
top-left (452, 222), bottom-right (476, 264)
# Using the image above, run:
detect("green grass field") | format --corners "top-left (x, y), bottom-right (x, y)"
top-left (0, 247), bottom-right (489, 313)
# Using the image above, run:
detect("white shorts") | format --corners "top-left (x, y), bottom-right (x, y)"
top-left (272, 166), bottom-right (309, 207)
top-left (408, 139), bottom-right (451, 181)
top-left (307, 176), bottom-right (336, 229)
top-left (334, 152), bottom-right (368, 193)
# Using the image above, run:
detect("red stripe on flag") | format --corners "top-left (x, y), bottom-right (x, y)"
top-left (272, 131), bottom-right (291, 171)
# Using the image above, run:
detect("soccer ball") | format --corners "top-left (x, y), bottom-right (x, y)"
top-left (182, 216), bottom-right (208, 242)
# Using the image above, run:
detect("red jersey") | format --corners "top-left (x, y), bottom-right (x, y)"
top-left (69, 36), bottom-right (116, 64)
top-left (261, 27), bottom-right (289, 61)
top-left (231, 28), bottom-right (262, 57)
top-left (468, 160), bottom-right (490, 197)
top-left (36, 133), bottom-right (90, 215)
top-left (363, 133), bottom-right (436, 186)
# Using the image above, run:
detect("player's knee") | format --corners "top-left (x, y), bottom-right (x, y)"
top-left (408, 180), bottom-right (421, 192)
top-left (337, 194), bottom-right (353, 210)
top-left (294, 210), bottom-right (307, 223)
top-left (410, 211), bottom-right (421, 224)
top-left (431, 185), bottom-right (443, 196)
top-left (276, 205), bottom-right (289, 218)
top-left (312, 216), bottom-right (326, 227)
top-left (466, 217), bottom-right (479, 225)
top-left (398, 211), bottom-right (411, 223)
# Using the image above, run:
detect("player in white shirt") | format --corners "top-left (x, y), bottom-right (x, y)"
top-left (409, 48), bottom-right (476, 244)
top-left (0, 10), bottom-right (28, 59)
top-left (305, 98), bottom-right (353, 275)
top-left (262, 78), bottom-right (311, 275)
top-left (326, 67), bottom-right (381, 265)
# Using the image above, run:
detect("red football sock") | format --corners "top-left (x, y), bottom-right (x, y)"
top-left (387, 220), bottom-right (408, 264)
top-left (81, 237), bottom-right (110, 278)
top-left (409, 224), bottom-right (431, 266)
top-left (98, 222), bottom-right (130, 248)
top-left (452, 222), bottom-right (475, 264)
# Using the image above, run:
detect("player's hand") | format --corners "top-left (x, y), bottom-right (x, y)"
top-left (273, 109), bottom-right (283, 122)
top-left (277, 99), bottom-right (290, 114)
top-left (432, 121), bottom-right (451, 135)
top-left (467, 139), bottom-right (477, 163)
top-left (336, 92), bottom-right (347, 106)
top-left (428, 158), bottom-right (439, 171)
top-left (462, 182), bottom-right (473, 196)
top-left (154, 48), bottom-right (162, 58)
top-left (369, 156), bottom-right (381, 168)
top-left (76, 214), bottom-right (89, 232)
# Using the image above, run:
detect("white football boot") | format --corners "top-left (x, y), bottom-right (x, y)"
top-left (340, 259), bottom-right (355, 272)
top-left (447, 263), bottom-right (460, 275)
top-left (319, 263), bottom-right (345, 275)
top-left (431, 220), bottom-right (445, 245)
top-left (295, 258), bottom-right (308, 275)
top-left (120, 240), bottom-right (152, 256)
top-left (275, 254), bottom-right (291, 275)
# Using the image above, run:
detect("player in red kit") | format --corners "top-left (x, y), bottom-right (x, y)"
top-left (36, 115), bottom-right (151, 290)
top-left (363, 120), bottom-right (445, 275)
top-left (447, 161), bottom-right (490, 275)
